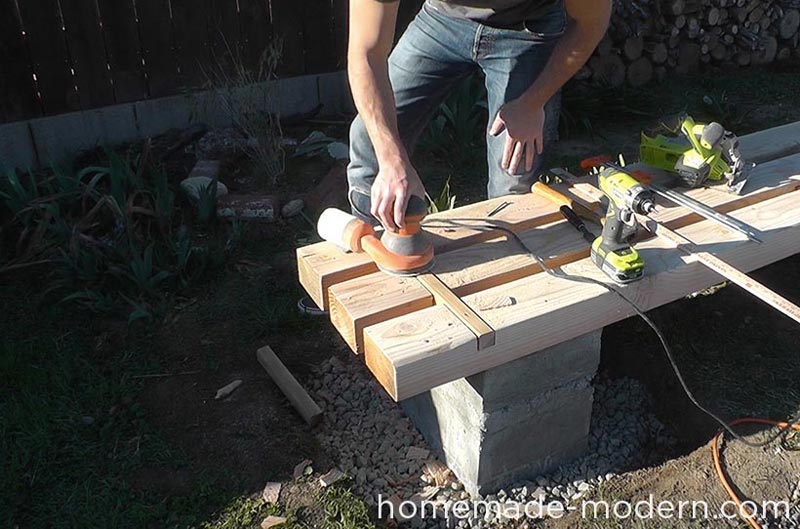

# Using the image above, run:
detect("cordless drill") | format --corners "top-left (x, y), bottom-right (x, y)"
top-left (590, 167), bottom-right (657, 284)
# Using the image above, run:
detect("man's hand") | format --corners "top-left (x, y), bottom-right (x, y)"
top-left (490, 99), bottom-right (546, 175)
top-left (370, 158), bottom-right (426, 231)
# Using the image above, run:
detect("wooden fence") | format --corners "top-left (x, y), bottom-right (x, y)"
top-left (0, 0), bottom-right (424, 124)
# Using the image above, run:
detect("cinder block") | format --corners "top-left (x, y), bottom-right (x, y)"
top-left (317, 71), bottom-right (355, 115)
top-left (478, 380), bottom-right (594, 487)
top-left (0, 121), bottom-right (38, 172)
top-left (29, 111), bottom-right (95, 167)
top-left (401, 330), bottom-right (601, 497)
top-left (80, 104), bottom-right (139, 148)
top-left (135, 93), bottom-right (198, 137)
top-left (278, 74), bottom-right (320, 118)
top-left (468, 329), bottom-right (600, 411)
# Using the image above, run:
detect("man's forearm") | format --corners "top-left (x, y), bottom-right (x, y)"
top-left (521, 5), bottom-right (611, 108)
top-left (348, 58), bottom-right (408, 167)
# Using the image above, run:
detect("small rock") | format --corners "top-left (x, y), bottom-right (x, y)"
top-left (281, 198), bottom-right (305, 218)
top-left (319, 468), bottom-right (345, 487)
top-left (214, 379), bottom-right (242, 400)
top-left (498, 501), bottom-right (525, 521)
top-left (406, 446), bottom-right (430, 460)
top-left (217, 194), bottom-right (277, 222)
top-left (530, 487), bottom-right (547, 501)
top-left (180, 175), bottom-right (228, 202)
top-left (327, 141), bottom-right (350, 160)
top-left (260, 515), bottom-right (287, 529)
top-left (81, 416), bottom-right (95, 426)
top-left (262, 482), bottom-right (281, 503)
top-left (293, 459), bottom-right (312, 480)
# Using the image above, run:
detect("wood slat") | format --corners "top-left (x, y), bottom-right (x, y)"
top-left (0, 0), bottom-right (40, 122)
top-left (418, 273), bottom-right (496, 349)
top-left (205, 0), bottom-right (240, 73)
top-left (302, 0), bottom-right (336, 73)
top-left (366, 176), bottom-right (800, 400)
top-left (271, 0), bottom-right (306, 75)
top-left (171, 0), bottom-right (211, 90)
top-left (135, 0), bottom-right (180, 97)
top-left (17, 0), bottom-right (79, 115)
top-left (331, 0), bottom-right (348, 70)
top-left (97, 0), bottom-right (147, 103)
top-left (238, 0), bottom-right (274, 75)
top-left (59, 0), bottom-right (114, 110)
top-left (637, 214), bottom-right (800, 326)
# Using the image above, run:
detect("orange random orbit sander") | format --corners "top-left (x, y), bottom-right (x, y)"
top-left (317, 195), bottom-right (434, 276)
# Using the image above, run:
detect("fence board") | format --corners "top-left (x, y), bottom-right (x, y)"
top-left (136, 0), bottom-right (180, 97)
top-left (271, 0), bottom-right (306, 75)
top-left (60, 0), bottom-right (115, 109)
top-left (18, 0), bottom-right (79, 115)
top-left (0, 0), bottom-right (40, 122)
top-left (332, 0), bottom-right (348, 70)
top-left (97, 0), bottom-right (147, 103)
top-left (238, 0), bottom-right (274, 76)
top-left (171, 0), bottom-right (211, 90)
top-left (302, 0), bottom-right (336, 73)
top-left (206, 0), bottom-right (240, 72)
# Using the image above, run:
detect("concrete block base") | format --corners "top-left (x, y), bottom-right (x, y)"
top-left (401, 330), bottom-right (601, 497)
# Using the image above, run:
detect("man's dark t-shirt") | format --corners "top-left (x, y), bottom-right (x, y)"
top-left (425, 0), bottom-right (559, 27)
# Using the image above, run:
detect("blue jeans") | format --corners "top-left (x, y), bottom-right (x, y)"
top-left (347, 1), bottom-right (566, 219)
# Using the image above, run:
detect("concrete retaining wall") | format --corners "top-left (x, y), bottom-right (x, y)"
top-left (0, 71), bottom-right (353, 172)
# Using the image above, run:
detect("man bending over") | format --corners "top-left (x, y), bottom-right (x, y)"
top-left (346, 0), bottom-right (612, 230)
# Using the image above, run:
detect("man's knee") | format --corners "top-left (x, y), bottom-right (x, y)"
top-left (348, 115), bottom-right (372, 160)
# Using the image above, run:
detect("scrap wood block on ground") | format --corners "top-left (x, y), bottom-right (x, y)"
top-left (297, 122), bottom-right (800, 402)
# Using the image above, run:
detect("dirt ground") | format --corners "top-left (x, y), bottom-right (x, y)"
top-left (545, 255), bottom-right (800, 529)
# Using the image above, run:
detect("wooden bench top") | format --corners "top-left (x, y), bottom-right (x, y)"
top-left (297, 123), bottom-right (800, 401)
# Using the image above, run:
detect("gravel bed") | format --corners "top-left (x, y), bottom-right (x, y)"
top-left (307, 355), bottom-right (692, 528)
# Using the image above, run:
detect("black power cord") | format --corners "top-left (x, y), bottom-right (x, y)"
top-left (423, 218), bottom-right (795, 449)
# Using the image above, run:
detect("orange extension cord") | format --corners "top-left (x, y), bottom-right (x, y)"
top-left (712, 418), bottom-right (800, 529)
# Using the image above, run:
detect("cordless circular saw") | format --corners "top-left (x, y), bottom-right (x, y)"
top-left (640, 113), bottom-right (749, 194)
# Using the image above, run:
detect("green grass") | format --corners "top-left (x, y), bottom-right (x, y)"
top-left (0, 285), bottom-right (261, 528)
top-left (0, 287), bottom-right (168, 528)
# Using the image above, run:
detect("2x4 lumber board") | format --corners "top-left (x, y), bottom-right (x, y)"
top-left (417, 274), bottom-right (496, 349)
top-left (365, 188), bottom-right (800, 400)
top-left (328, 220), bottom-right (592, 354)
top-left (327, 155), bottom-right (800, 354)
top-left (298, 193), bottom-right (564, 310)
top-left (738, 121), bottom-right (800, 164)
top-left (638, 215), bottom-right (800, 325)
top-left (256, 346), bottom-right (322, 426)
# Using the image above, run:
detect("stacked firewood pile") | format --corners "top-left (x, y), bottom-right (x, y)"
top-left (577, 0), bottom-right (800, 87)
